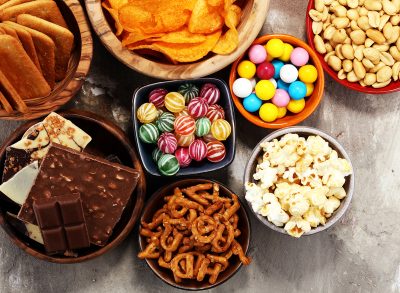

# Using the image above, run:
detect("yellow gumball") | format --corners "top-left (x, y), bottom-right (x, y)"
top-left (287, 99), bottom-right (305, 113)
top-left (277, 107), bottom-right (287, 118)
top-left (279, 43), bottom-right (294, 62)
top-left (265, 38), bottom-right (284, 58)
top-left (259, 103), bottom-right (278, 122)
top-left (299, 65), bottom-right (318, 83)
top-left (164, 92), bottom-right (185, 113)
top-left (237, 60), bottom-right (256, 79)
top-left (255, 80), bottom-right (276, 101)
top-left (305, 83), bottom-right (314, 97)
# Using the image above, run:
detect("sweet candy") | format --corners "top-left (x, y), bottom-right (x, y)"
top-left (175, 133), bottom-right (195, 147)
top-left (158, 154), bottom-right (180, 176)
top-left (269, 78), bottom-right (277, 88)
top-left (211, 119), bottom-right (231, 141)
top-left (280, 64), bottom-right (298, 84)
top-left (271, 60), bottom-right (284, 79)
top-left (175, 148), bottom-right (192, 167)
top-left (256, 61), bottom-right (275, 80)
top-left (137, 103), bottom-right (158, 124)
top-left (299, 65), bottom-right (318, 83)
top-left (175, 107), bottom-right (189, 117)
top-left (259, 103), bottom-right (278, 122)
top-left (203, 133), bottom-right (217, 143)
top-left (277, 79), bottom-right (290, 91)
top-left (272, 89), bottom-right (290, 107)
top-left (248, 44), bottom-right (267, 64)
top-left (232, 78), bottom-right (253, 98)
top-left (255, 80), bottom-right (276, 101)
top-left (265, 38), bottom-right (284, 58)
top-left (288, 81), bottom-right (307, 100)
top-left (152, 148), bottom-right (163, 162)
top-left (243, 93), bottom-right (262, 112)
top-left (279, 43), bottom-right (294, 62)
top-left (290, 47), bottom-right (309, 67)
top-left (206, 141), bottom-right (226, 163)
top-left (195, 117), bottom-right (211, 137)
top-left (305, 83), bottom-right (314, 97)
top-left (178, 83), bottom-right (199, 104)
top-left (200, 83), bottom-right (220, 105)
top-left (188, 139), bottom-right (207, 161)
top-left (156, 112), bottom-right (175, 133)
top-left (148, 88), bottom-right (168, 108)
top-left (277, 107), bottom-right (287, 118)
top-left (238, 60), bottom-right (256, 79)
top-left (158, 133), bottom-right (178, 154)
top-left (164, 92), bottom-right (186, 113)
top-left (174, 115), bottom-right (196, 136)
top-left (139, 123), bottom-right (159, 144)
top-left (188, 97), bottom-right (209, 118)
top-left (249, 78), bottom-right (257, 89)
top-left (287, 99), bottom-right (305, 113)
top-left (206, 104), bottom-right (225, 122)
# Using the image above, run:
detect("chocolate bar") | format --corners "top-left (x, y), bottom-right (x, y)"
top-left (19, 143), bottom-right (141, 246)
top-left (6, 212), bottom-right (44, 245)
top-left (33, 193), bottom-right (90, 253)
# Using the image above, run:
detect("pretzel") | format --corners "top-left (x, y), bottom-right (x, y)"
top-left (171, 253), bottom-right (194, 280)
top-left (183, 183), bottom-right (212, 206)
top-left (191, 215), bottom-right (217, 243)
top-left (211, 221), bottom-right (234, 253)
top-left (232, 240), bottom-right (251, 265)
top-left (160, 224), bottom-right (183, 252)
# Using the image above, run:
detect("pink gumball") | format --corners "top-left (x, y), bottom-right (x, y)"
top-left (175, 148), bottom-right (192, 167)
top-left (290, 47), bottom-right (309, 67)
top-left (272, 89), bottom-right (290, 107)
top-left (249, 45), bottom-right (267, 64)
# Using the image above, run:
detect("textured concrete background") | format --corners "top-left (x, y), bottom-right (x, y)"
top-left (1, 0), bottom-right (400, 292)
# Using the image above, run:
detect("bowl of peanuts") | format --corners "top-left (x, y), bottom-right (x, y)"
top-left (306, 0), bottom-right (400, 93)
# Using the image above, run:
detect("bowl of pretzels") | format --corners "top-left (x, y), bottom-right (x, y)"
top-left (138, 179), bottom-right (251, 290)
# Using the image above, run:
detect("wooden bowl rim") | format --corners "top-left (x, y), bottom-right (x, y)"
top-left (229, 34), bottom-right (325, 129)
top-left (0, 109), bottom-right (146, 263)
top-left (138, 178), bottom-right (251, 290)
top-left (84, 0), bottom-right (270, 80)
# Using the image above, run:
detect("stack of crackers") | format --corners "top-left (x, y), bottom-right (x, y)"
top-left (0, 0), bottom-right (74, 114)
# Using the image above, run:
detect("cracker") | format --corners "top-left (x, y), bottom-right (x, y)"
top-left (0, 0), bottom-right (9, 5)
top-left (0, 23), bottom-right (19, 40)
top-left (0, 69), bottom-right (28, 113)
top-left (0, 0), bottom-right (32, 11)
top-left (17, 14), bottom-right (74, 81)
top-left (0, 90), bottom-right (13, 113)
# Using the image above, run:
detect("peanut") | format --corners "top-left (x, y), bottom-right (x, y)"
top-left (380, 51), bottom-right (395, 65)
top-left (347, 71), bottom-right (360, 82)
top-left (329, 55), bottom-right (343, 71)
top-left (341, 44), bottom-right (355, 59)
top-left (364, 0), bottom-right (383, 11)
top-left (343, 59), bottom-right (354, 71)
top-left (366, 29), bottom-right (386, 44)
top-left (353, 59), bottom-right (367, 78)
top-left (362, 58), bottom-right (375, 69)
top-left (350, 30), bottom-right (367, 44)
top-left (333, 17), bottom-right (350, 29)
top-left (377, 65), bottom-right (392, 82)
top-left (363, 47), bottom-right (381, 63)
top-left (357, 15), bottom-right (371, 30)
top-left (347, 0), bottom-right (359, 8)
top-left (368, 11), bottom-right (381, 28)
top-left (382, 0), bottom-right (399, 15)
top-left (392, 62), bottom-right (400, 80)
top-left (332, 29), bottom-right (348, 43)
top-left (372, 79), bottom-right (391, 88)
top-left (364, 73), bottom-right (377, 85)
top-left (390, 46), bottom-right (400, 61)
top-left (313, 21), bottom-right (324, 35)
top-left (314, 35), bottom-right (327, 54)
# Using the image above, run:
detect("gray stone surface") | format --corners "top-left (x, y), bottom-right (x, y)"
top-left (1, 1), bottom-right (400, 292)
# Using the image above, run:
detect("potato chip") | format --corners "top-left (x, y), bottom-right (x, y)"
top-left (208, 0), bottom-right (224, 7)
top-left (212, 28), bottom-right (238, 54)
top-left (225, 4), bottom-right (241, 29)
top-left (121, 32), bottom-right (164, 46)
top-left (189, 0), bottom-right (224, 34)
top-left (107, 0), bottom-right (127, 9)
top-left (102, 2), bottom-right (124, 36)
top-left (152, 28), bottom-right (207, 44)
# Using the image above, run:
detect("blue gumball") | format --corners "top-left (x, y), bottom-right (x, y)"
top-left (272, 60), bottom-right (284, 79)
top-left (243, 93), bottom-right (262, 112)
top-left (277, 79), bottom-right (290, 91)
top-left (288, 81), bottom-right (307, 100)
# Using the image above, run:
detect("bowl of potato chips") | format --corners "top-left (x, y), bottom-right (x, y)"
top-left (85, 0), bottom-right (270, 80)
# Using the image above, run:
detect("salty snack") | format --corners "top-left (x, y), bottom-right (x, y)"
top-left (138, 183), bottom-right (251, 285)
top-left (102, 0), bottom-right (242, 63)
top-left (0, 68), bottom-right (28, 113)
top-left (245, 134), bottom-right (352, 238)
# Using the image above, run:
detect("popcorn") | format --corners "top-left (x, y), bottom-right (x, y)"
top-left (284, 216), bottom-right (312, 238)
top-left (305, 186), bottom-right (329, 208)
top-left (288, 193), bottom-right (310, 216)
top-left (266, 201), bottom-right (289, 227)
top-left (253, 161), bottom-right (278, 189)
top-left (322, 196), bottom-right (341, 215)
top-left (327, 187), bottom-right (346, 200)
top-left (303, 207), bottom-right (326, 227)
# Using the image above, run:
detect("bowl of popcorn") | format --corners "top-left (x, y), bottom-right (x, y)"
top-left (244, 127), bottom-right (354, 238)
top-left (306, 0), bottom-right (400, 94)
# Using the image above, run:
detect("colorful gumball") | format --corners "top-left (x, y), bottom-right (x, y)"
top-left (211, 119), bottom-right (231, 141)
top-left (178, 83), bottom-right (199, 104)
top-left (148, 88), bottom-right (167, 108)
top-left (237, 60), bottom-right (256, 79)
top-left (200, 83), bottom-right (220, 105)
top-left (299, 64), bottom-right (318, 83)
top-left (175, 148), bottom-right (192, 167)
top-left (265, 38), bottom-right (284, 58)
top-left (152, 148), bottom-right (163, 162)
top-left (277, 107), bottom-right (287, 118)
top-left (256, 61), bottom-right (275, 80)
top-left (189, 139), bottom-right (207, 161)
top-left (158, 154), bottom-right (179, 176)
top-left (203, 132), bottom-right (217, 143)
top-left (195, 117), bottom-right (211, 137)
top-left (243, 93), bottom-right (262, 112)
top-left (272, 89), bottom-right (290, 107)
top-left (280, 64), bottom-right (298, 83)
top-left (287, 99), bottom-right (305, 113)
top-left (248, 44), bottom-right (267, 64)
top-left (279, 43), bottom-right (294, 62)
top-left (288, 81), bottom-right (307, 100)
top-left (137, 103), bottom-right (158, 124)
top-left (255, 80), bottom-right (276, 100)
top-left (206, 141), bottom-right (226, 163)
top-left (232, 78), bottom-right (253, 98)
top-left (249, 78), bottom-right (257, 89)
top-left (206, 104), bottom-right (225, 122)
top-left (259, 103), bottom-right (278, 122)
top-left (305, 83), bottom-right (314, 97)
top-left (158, 133), bottom-right (178, 154)
top-left (188, 97), bottom-right (209, 118)
top-left (271, 60), bottom-right (284, 79)
top-left (156, 112), bottom-right (175, 133)
top-left (139, 123), bottom-right (159, 144)
top-left (175, 133), bottom-right (195, 147)
top-left (277, 79), bottom-right (290, 91)
top-left (269, 78), bottom-right (277, 88)
top-left (164, 92), bottom-right (186, 113)
top-left (290, 47), bottom-right (309, 67)
top-left (174, 115), bottom-right (196, 136)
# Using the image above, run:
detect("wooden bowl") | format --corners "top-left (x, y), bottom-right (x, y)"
top-left (229, 34), bottom-right (325, 129)
top-left (0, 0), bottom-right (93, 120)
top-left (244, 126), bottom-right (355, 236)
top-left (139, 179), bottom-right (251, 290)
top-left (84, 0), bottom-right (270, 80)
top-left (0, 109), bottom-right (146, 263)
top-left (306, 0), bottom-right (400, 94)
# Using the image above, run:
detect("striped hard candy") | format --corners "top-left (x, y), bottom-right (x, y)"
top-left (175, 147), bottom-right (192, 167)
top-left (200, 83), bottom-right (220, 105)
top-left (139, 123), bottom-right (159, 144)
top-left (157, 154), bottom-right (180, 176)
top-left (149, 88), bottom-right (168, 108)
top-left (164, 92), bottom-right (185, 113)
top-left (202, 132), bottom-right (217, 143)
top-left (195, 117), bottom-right (211, 137)
top-left (187, 97), bottom-right (209, 118)
top-left (152, 148), bottom-right (163, 162)
top-left (206, 104), bottom-right (225, 122)
top-left (178, 83), bottom-right (199, 104)
top-left (174, 115), bottom-right (195, 136)
top-left (175, 107), bottom-right (189, 117)
top-left (157, 133), bottom-right (178, 154)
top-left (156, 112), bottom-right (175, 133)
top-left (206, 141), bottom-right (226, 163)
top-left (188, 139), bottom-right (207, 162)
top-left (175, 133), bottom-right (195, 147)
top-left (211, 119), bottom-right (231, 141)
top-left (137, 102), bottom-right (158, 124)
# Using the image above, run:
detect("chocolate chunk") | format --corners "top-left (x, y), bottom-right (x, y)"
top-left (19, 143), bottom-right (141, 246)
top-left (33, 193), bottom-right (90, 254)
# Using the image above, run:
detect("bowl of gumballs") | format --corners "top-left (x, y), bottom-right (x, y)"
top-left (229, 34), bottom-right (325, 128)
top-left (132, 78), bottom-right (236, 177)
top-left (244, 127), bottom-right (355, 238)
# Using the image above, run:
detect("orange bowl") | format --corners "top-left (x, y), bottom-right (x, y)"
top-left (229, 34), bottom-right (324, 129)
